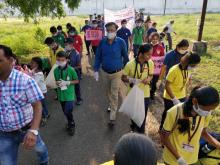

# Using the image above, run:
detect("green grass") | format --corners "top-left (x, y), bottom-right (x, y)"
top-left (0, 13), bottom-right (220, 131)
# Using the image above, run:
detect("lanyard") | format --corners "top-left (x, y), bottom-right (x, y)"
top-left (187, 116), bottom-right (201, 144)
top-left (179, 65), bottom-right (188, 88)
top-left (136, 63), bottom-right (144, 79)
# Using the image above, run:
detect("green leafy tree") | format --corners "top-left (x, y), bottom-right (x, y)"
top-left (0, 0), bottom-right (81, 21)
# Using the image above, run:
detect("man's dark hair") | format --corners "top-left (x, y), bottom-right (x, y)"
top-left (31, 57), bottom-right (43, 71)
top-left (135, 18), bottom-right (143, 23)
top-left (92, 20), bottom-right (98, 24)
top-left (69, 26), bottom-right (77, 34)
top-left (66, 23), bottom-right (72, 29)
top-left (0, 45), bottom-right (13, 58)
top-left (105, 22), bottom-right (118, 30)
top-left (57, 25), bottom-right (62, 30)
top-left (152, 22), bottom-right (157, 27)
top-left (56, 51), bottom-right (68, 58)
top-left (65, 37), bottom-right (74, 44)
top-left (176, 39), bottom-right (189, 48)
top-left (44, 37), bottom-right (54, 45)
top-left (121, 19), bottom-right (127, 24)
top-left (50, 26), bottom-right (57, 34)
top-left (188, 52), bottom-right (201, 65)
top-left (114, 133), bottom-right (158, 165)
top-left (138, 43), bottom-right (153, 56)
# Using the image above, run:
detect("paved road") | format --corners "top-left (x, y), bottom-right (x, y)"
top-left (18, 55), bottom-right (131, 165)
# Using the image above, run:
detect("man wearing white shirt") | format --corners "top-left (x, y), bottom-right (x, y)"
top-left (165, 20), bottom-right (176, 50)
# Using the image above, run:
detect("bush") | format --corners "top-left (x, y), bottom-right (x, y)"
top-left (34, 27), bottom-right (46, 44)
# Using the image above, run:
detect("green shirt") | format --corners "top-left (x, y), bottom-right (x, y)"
top-left (52, 34), bottom-right (65, 48)
top-left (132, 27), bottom-right (144, 45)
top-left (54, 66), bottom-right (78, 102)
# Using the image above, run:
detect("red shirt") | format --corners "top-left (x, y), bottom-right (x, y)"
top-left (91, 27), bottom-right (103, 47)
top-left (152, 44), bottom-right (165, 57)
top-left (69, 34), bottom-right (83, 54)
top-left (152, 44), bottom-right (165, 75)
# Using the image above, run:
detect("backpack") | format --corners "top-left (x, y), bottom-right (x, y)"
top-left (199, 132), bottom-right (220, 160)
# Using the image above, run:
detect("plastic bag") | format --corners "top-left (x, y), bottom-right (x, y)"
top-left (119, 81), bottom-right (129, 101)
top-left (119, 85), bottom-right (145, 127)
top-left (45, 64), bottom-right (58, 89)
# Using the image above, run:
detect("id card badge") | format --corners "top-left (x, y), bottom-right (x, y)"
top-left (61, 86), bottom-right (67, 91)
top-left (182, 143), bottom-right (194, 152)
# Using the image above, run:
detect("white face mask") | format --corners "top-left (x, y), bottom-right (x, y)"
top-left (107, 32), bottom-right (116, 40)
top-left (56, 61), bottom-right (67, 68)
top-left (93, 24), bottom-right (98, 28)
top-left (193, 105), bottom-right (211, 116)
top-left (187, 66), bottom-right (196, 70)
top-left (65, 45), bottom-right (72, 51)
top-left (136, 23), bottom-right (141, 27)
top-left (178, 50), bottom-right (188, 55)
top-left (69, 32), bottom-right (75, 36)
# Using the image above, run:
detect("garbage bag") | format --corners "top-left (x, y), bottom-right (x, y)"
top-left (119, 85), bottom-right (145, 127)
top-left (45, 64), bottom-right (58, 89)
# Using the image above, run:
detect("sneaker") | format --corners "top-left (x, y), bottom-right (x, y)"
top-left (46, 114), bottom-right (50, 119)
top-left (107, 106), bottom-right (111, 112)
top-left (40, 162), bottom-right (49, 165)
top-left (108, 120), bottom-right (115, 128)
top-left (76, 100), bottom-right (83, 106)
top-left (40, 118), bottom-right (47, 127)
top-left (67, 126), bottom-right (75, 136)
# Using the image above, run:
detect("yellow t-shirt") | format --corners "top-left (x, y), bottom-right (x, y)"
top-left (100, 160), bottom-right (114, 165)
top-left (163, 64), bottom-right (190, 100)
top-left (123, 59), bottom-right (154, 98)
top-left (49, 47), bottom-right (64, 66)
top-left (162, 103), bottom-right (211, 165)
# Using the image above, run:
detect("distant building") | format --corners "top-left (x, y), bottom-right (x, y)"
top-left (66, 0), bottom-right (220, 15)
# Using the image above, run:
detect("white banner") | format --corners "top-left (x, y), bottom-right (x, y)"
top-left (104, 7), bottom-right (135, 32)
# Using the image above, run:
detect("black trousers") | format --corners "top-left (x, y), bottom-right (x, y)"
top-left (130, 98), bottom-right (150, 134)
top-left (84, 39), bottom-right (91, 54)
top-left (150, 75), bottom-right (159, 99)
top-left (159, 97), bottom-right (186, 130)
top-left (167, 33), bottom-right (172, 50)
top-left (92, 46), bottom-right (97, 55)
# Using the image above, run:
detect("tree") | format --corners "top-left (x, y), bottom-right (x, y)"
top-left (0, 0), bottom-right (81, 21)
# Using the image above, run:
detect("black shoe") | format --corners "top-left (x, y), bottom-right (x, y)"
top-left (67, 126), bottom-right (75, 136)
top-left (46, 114), bottom-right (50, 119)
top-left (40, 118), bottom-right (47, 127)
top-left (108, 120), bottom-right (115, 128)
top-left (76, 100), bottom-right (83, 105)
top-left (40, 162), bottom-right (49, 165)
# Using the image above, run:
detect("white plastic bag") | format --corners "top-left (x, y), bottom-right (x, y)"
top-left (45, 64), bottom-right (58, 89)
top-left (119, 85), bottom-right (145, 127)
top-left (119, 81), bottom-right (129, 101)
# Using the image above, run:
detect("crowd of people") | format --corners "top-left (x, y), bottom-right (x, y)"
top-left (0, 13), bottom-right (220, 165)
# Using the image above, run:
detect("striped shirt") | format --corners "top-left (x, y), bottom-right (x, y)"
top-left (0, 69), bottom-right (44, 132)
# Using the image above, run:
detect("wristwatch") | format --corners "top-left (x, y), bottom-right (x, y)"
top-left (28, 129), bottom-right (39, 136)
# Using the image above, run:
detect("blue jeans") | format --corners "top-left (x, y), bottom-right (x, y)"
top-left (0, 130), bottom-right (48, 165)
top-left (41, 97), bottom-right (49, 118)
top-left (60, 101), bottom-right (75, 127)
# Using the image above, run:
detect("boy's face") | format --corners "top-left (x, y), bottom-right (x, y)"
top-left (56, 56), bottom-right (67, 63)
